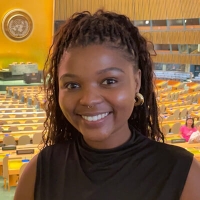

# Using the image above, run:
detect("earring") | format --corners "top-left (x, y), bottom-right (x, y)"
top-left (134, 93), bottom-right (144, 106)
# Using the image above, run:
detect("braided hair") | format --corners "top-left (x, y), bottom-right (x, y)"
top-left (43, 10), bottom-right (164, 147)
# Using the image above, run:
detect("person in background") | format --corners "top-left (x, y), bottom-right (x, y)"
top-left (179, 117), bottom-right (198, 142)
top-left (14, 10), bottom-right (200, 200)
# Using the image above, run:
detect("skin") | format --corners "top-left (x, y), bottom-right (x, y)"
top-left (186, 119), bottom-right (194, 128)
top-left (58, 45), bottom-right (141, 149)
top-left (14, 45), bottom-right (200, 199)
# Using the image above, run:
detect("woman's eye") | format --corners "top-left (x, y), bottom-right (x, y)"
top-left (65, 83), bottom-right (80, 89)
top-left (102, 79), bottom-right (117, 85)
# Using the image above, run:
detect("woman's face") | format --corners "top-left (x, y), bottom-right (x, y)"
top-left (186, 119), bottom-right (193, 127)
top-left (58, 45), bottom-right (141, 149)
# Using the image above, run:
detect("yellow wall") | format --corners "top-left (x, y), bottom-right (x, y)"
top-left (0, 0), bottom-right (54, 70)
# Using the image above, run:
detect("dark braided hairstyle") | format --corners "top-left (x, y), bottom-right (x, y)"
top-left (43, 10), bottom-right (164, 147)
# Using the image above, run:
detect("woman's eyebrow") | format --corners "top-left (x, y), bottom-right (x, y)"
top-left (97, 67), bottom-right (125, 75)
top-left (59, 73), bottom-right (78, 80)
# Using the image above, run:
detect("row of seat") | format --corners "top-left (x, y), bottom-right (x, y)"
top-left (154, 70), bottom-right (191, 81)
top-left (2, 133), bottom-right (42, 145)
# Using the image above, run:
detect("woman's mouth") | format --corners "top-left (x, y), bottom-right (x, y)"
top-left (81, 112), bottom-right (109, 122)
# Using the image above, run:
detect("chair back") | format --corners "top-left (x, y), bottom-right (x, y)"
top-left (18, 135), bottom-right (31, 145)
top-left (37, 125), bottom-right (44, 131)
top-left (187, 107), bottom-right (194, 115)
top-left (161, 124), bottom-right (170, 135)
top-left (25, 120), bottom-right (33, 123)
top-left (37, 119), bottom-right (44, 123)
top-left (12, 121), bottom-right (20, 124)
top-left (173, 109), bottom-right (180, 120)
top-left (180, 108), bottom-right (187, 119)
top-left (170, 122), bottom-right (181, 134)
top-left (23, 126), bottom-right (33, 131)
top-left (159, 105), bottom-right (165, 114)
top-left (32, 132), bottom-right (42, 144)
top-left (3, 136), bottom-right (16, 145)
top-left (166, 115), bottom-right (175, 121)
top-left (3, 156), bottom-right (9, 180)
top-left (10, 126), bottom-right (19, 132)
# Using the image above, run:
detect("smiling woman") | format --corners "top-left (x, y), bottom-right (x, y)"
top-left (14, 10), bottom-right (200, 200)
top-left (58, 45), bottom-right (140, 149)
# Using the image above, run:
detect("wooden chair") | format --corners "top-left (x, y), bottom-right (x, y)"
top-left (170, 122), bottom-right (181, 134)
top-left (5, 110), bottom-right (12, 113)
top-left (36, 125), bottom-right (44, 130)
top-left (3, 136), bottom-right (16, 145)
top-left (180, 108), bottom-right (188, 119)
top-left (3, 156), bottom-right (9, 189)
top-left (3, 156), bottom-right (23, 190)
top-left (23, 126), bottom-right (34, 131)
top-left (2, 114), bottom-right (11, 118)
top-left (25, 119), bottom-right (33, 123)
top-left (18, 135), bottom-right (31, 145)
top-left (188, 107), bottom-right (194, 115)
top-left (32, 132), bottom-right (42, 144)
top-left (166, 115), bottom-right (175, 121)
top-left (161, 124), bottom-right (170, 135)
top-left (37, 119), bottom-right (45, 123)
top-left (159, 104), bottom-right (165, 114)
top-left (36, 113), bottom-right (46, 117)
top-left (173, 109), bottom-right (180, 120)
top-left (8, 105), bottom-right (16, 108)
top-left (10, 126), bottom-right (19, 132)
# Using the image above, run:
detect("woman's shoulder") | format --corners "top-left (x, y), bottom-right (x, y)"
top-left (155, 140), bottom-right (193, 158)
top-left (39, 140), bottom-right (75, 154)
top-left (14, 154), bottom-right (38, 200)
top-left (180, 125), bottom-right (186, 129)
top-left (135, 131), bottom-right (193, 163)
top-left (180, 158), bottom-right (200, 200)
top-left (144, 138), bottom-right (194, 166)
top-left (37, 140), bottom-right (77, 163)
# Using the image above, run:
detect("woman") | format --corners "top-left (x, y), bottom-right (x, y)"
top-left (180, 117), bottom-right (197, 142)
top-left (14, 10), bottom-right (200, 200)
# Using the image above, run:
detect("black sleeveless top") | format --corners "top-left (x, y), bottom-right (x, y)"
top-left (34, 128), bottom-right (193, 200)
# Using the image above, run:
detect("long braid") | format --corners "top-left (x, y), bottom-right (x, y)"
top-left (43, 10), bottom-right (164, 147)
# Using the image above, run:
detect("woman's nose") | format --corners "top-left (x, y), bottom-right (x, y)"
top-left (79, 87), bottom-right (103, 106)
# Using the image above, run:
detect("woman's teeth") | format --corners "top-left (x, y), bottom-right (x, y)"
top-left (82, 113), bottom-right (109, 122)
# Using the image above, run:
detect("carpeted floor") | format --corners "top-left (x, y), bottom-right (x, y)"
top-left (0, 177), bottom-right (16, 200)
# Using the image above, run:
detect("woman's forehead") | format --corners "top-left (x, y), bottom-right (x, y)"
top-left (59, 45), bottom-right (133, 67)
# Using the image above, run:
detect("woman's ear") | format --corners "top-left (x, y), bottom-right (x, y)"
top-left (134, 69), bottom-right (141, 92)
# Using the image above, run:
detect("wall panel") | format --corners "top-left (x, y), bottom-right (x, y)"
top-left (142, 0), bottom-right (150, 20)
top-left (149, 0), bottom-right (157, 19)
top-left (133, 0), bottom-right (142, 20)
top-left (142, 31), bottom-right (200, 44)
top-left (54, 0), bottom-right (200, 65)
top-left (55, 0), bottom-right (200, 20)
top-left (158, 0), bottom-right (168, 19)
top-left (166, 0), bottom-right (183, 19)
top-left (153, 54), bottom-right (200, 65)
top-left (159, 32), bottom-right (167, 44)
top-left (181, 0), bottom-right (190, 18)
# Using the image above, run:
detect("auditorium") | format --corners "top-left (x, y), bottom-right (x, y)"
top-left (0, 0), bottom-right (200, 199)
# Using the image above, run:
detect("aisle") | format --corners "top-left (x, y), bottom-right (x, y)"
top-left (0, 177), bottom-right (15, 200)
